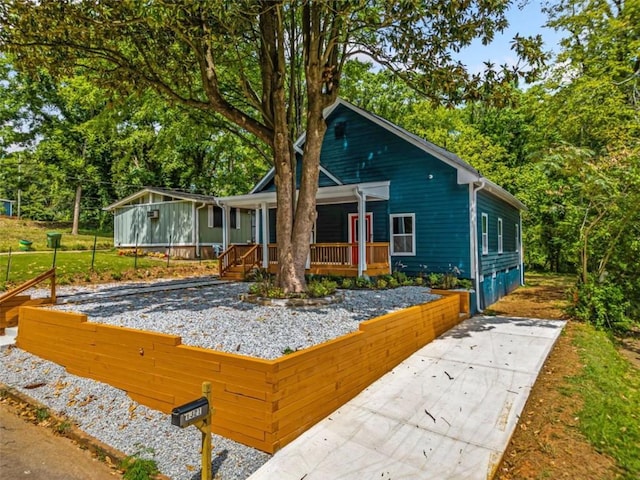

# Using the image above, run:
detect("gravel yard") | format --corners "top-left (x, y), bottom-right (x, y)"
top-left (0, 279), bottom-right (440, 479)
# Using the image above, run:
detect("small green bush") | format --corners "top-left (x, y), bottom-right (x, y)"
top-left (355, 276), bottom-right (372, 288)
top-left (307, 278), bottom-right (337, 298)
top-left (413, 276), bottom-right (424, 286)
top-left (120, 446), bottom-right (159, 480)
top-left (570, 278), bottom-right (632, 331)
top-left (340, 278), bottom-right (354, 289)
top-left (375, 278), bottom-right (388, 289)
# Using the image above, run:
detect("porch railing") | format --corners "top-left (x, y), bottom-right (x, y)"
top-left (219, 244), bottom-right (262, 277)
top-left (267, 242), bottom-right (389, 267)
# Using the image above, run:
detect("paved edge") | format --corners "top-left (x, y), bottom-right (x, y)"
top-left (487, 317), bottom-right (567, 479)
top-left (0, 381), bottom-right (171, 480)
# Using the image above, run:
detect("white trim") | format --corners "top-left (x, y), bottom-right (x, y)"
top-left (481, 213), bottom-right (489, 255)
top-left (497, 217), bottom-right (503, 254)
top-left (219, 181), bottom-right (390, 210)
top-left (320, 166), bottom-right (343, 186)
top-left (389, 213), bottom-right (416, 256)
top-left (104, 188), bottom-right (216, 211)
top-left (515, 223), bottom-right (519, 253)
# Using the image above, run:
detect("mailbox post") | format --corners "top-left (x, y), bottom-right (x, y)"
top-left (171, 382), bottom-right (213, 480)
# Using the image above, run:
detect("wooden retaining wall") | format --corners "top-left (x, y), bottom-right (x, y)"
top-left (17, 292), bottom-right (463, 453)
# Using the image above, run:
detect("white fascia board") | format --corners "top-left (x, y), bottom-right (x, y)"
top-left (219, 181), bottom-right (390, 210)
top-left (482, 179), bottom-right (527, 211)
top-left (249, 167), bottom-right (276, 194)
top-left (104, 188), bottom-right (155, 211)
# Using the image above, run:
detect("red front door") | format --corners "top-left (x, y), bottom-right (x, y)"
top-left (349, 213), bottom-right (372, 264)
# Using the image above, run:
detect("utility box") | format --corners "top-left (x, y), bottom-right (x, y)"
top-left (47, 232), bottom-right (62, 248)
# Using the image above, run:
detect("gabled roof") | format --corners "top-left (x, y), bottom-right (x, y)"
top-left (286, 98), bottom-right (523, 210)
top-left (104, 187), bottom-right (217, 211)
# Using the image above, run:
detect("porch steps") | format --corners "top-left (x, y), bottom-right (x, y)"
top-left (221, 265), bottom-right (247, 280)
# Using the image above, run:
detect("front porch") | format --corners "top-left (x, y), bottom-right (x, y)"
top-left (219, 242), bottom-right (390, 280)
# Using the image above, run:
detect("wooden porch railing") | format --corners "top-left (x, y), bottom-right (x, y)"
top-left (268, 242), bottom-right (390, 267)
top-left (218, 244), bottom-right (262, 277)
top-left (0, 268), bottom-right (56, 335)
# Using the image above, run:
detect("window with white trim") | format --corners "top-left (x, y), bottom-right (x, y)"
top-left (230, 208), bottom-right (240, 229)
top-left (497, 217), bottom-right (503, 254)
top-left (208, 206), bottom-right (223, 228)
top-left (481, 213), bottom-right (488, 255)
top-left (515, 224), bottom-right (519, 252)
top-left (390, 214), bottom-right (415, 255)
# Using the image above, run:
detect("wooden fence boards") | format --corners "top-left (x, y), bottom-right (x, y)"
top-left (16, 292), bottom-right (464, 454)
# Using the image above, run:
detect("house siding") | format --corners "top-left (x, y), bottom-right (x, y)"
top-left (114, 201), bottom-right (194, 247)
top-left (320, 106), bottom-right (471, 277)
top-left (477, 190), bottom-right (522, 308)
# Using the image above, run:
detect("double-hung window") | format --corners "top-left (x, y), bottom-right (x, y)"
top-left (481, 213), bottom-right (489, 255)
top-left (390, 214), bottom-right (415, 255)
top-left (497, 218), bottom-right (503, 254)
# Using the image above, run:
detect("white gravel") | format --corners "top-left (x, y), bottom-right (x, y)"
top-left (0, 279), bottom-right (440, 480)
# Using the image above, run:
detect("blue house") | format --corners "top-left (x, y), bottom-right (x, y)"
top-left (216, 99), bottom-right (524, 311)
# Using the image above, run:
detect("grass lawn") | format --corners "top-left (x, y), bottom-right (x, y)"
top-left (0, 217), bottom-right (112, 252)
top-left (0, 250), bottom-right (219, 290)
top-left (567, 324), bottom-right (640, 479)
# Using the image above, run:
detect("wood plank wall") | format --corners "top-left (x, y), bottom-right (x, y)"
top-left (17, 293), bottom-right (463, 453)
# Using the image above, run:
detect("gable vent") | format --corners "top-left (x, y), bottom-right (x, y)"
top-left (334, 121), bottom-right (347, 139)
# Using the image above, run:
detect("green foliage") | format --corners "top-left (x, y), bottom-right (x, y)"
top-left (248, 276), bottom-right (285, 299)
top-left (306, 278), bottom-right (337, 298)
top-left (569, 278), bottom-right (632, 332)
top-left (120, 446), bottom-right (159, 480)
top-left (56, 420), bottom-right (72, 434)
top-left (35, 407), bottom-right (49, 422)
top-left (375, 278), bottom-right (388, 289)
top-left (339, 278), bottom-right (354, 289)
top-left (568, 325), bottom-right (640, 478)
top-left (355, 276), bottom-right (373, 289)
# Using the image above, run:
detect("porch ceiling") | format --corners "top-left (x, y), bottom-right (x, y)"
top-left (216, 181), bottom-right (390, 210)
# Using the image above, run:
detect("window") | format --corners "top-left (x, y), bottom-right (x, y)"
top-left (515, 224), bottom-right (519, 252)
top-left (230, 208), bottom-right (240, 229)
top-left (390, 214), bottom-right (415, 255)
top-left (497, 217), bottom-right (503, 254)
top-left (481, 213), bottom-right (488, 255)
top-left (208, 206), bottom-right (239, 229)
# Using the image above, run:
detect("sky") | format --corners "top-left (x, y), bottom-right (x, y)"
top-left (455, 1), bottom-right (565, 75)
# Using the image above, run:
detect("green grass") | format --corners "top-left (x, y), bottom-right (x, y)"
top-left (568, 324), bottom-right (640, 479)
top-left (0, 250), bottom-right (217, 289)
top-left (0, 217), bottom-right (112, 253)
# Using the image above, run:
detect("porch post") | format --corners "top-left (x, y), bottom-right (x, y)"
top-left (357, 192), bottom-right (367, 277)
top-left (254, 208), bottom-right (259, 244)
top-left (222, 204), bottom-right (230, 250)
top-left (261, 202), bottom-right (269, 268)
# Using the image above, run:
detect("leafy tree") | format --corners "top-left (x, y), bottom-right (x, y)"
top-left (1, 0), bottom-right (544, 292)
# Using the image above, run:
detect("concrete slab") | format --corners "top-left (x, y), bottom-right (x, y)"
top-left (248, 316), bottom-right (565, 480)
top-left (0, 326), bottom-right (17, 350)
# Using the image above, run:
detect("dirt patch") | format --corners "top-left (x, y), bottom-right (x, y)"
top-left (490, 273), bottom-right (620, 480)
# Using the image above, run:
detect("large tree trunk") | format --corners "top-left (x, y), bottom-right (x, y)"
top-left (71, 184), bottom-right (81, 235)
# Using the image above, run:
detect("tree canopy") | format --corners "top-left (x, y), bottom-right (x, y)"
top-left (0, 0), bottom-right (545, 292)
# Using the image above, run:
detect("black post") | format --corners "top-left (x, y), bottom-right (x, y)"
top-left (91, 235), bottom-right (97, 272)
top-left (134, 233), bottom-right (139, 269)
top-left (52, 245), bottom-right (58, 268)
top-left (5, 246), bottom-right (11, 282)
